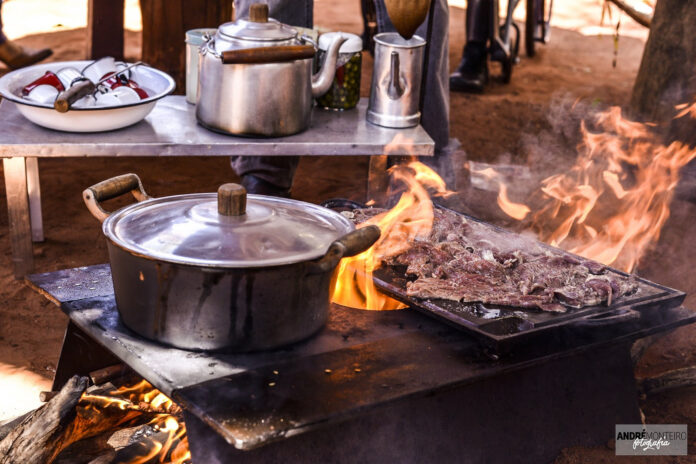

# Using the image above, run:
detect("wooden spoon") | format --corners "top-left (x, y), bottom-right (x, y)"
top-left (384, 0), bottom-right (431, 39)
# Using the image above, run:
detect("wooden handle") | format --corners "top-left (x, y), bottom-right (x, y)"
top-left (83, 173), bottom-right (150, 222)
top-left (221, 45), bottom-right (315, 64)
top-left (249, 3), bottom-right (269, 22)
top-left (307, 225), bottom-right (380, 274)
top-left (87, 173), bottom-right (143, 202)
top-left (218, 183), bottom-right (247, 216)
top-left (337, 225), bottom-right (381, 257)
top-left (53, 79), bottom-right (95, 113)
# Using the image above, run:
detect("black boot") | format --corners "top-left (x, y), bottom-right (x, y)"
top-left (449, 42), bottom-right (488, 93)
top-left (241, 174), bottom-right (291, 198)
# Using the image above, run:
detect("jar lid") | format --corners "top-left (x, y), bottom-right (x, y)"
top-left (185, 28), bottom-right (218, 45)
top-left (318, 32), bottom-right (362, 53)
top-left (103, 187), bottom-right (354, 268)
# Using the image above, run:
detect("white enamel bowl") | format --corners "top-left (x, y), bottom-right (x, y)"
top-left (0, 60), bottom-right (175, 132)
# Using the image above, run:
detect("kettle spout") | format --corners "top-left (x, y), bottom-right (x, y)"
top-left (312, 34), bottom-right (349, 98)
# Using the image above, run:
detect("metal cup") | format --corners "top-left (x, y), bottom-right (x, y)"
top-left (95, 86), bottom-right (140, 106)
top-left (22, 71), bottom-right (65, 95)
top-left (366, 32), bottom-right (425, 128)
top-left (56, 67), bottom-right (87, 90)
top-left (25, 84), bottom-right (59, 104)
top-left (83, 57), bottom-right (119, 83)
top-left (105, 74), bottom-right (149, 99)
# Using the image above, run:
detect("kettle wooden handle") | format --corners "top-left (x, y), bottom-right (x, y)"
top-left (221, 45), bottom-right (315, 64)
top-left (54, 79), bottom-right (95, 113)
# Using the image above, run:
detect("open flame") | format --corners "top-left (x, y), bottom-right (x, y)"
top-left (331, 100), bottom-right (694, 309)
top-left (108, 380), bottom-right (190, 464)
top-left (467, 166), bottom-right (532, 220)
top-left (331, 158), bottom-right (451, 310)
top-left (479, 103), bottom-right (696, 272)
top-left (66, 379), bottom-right (191, 463)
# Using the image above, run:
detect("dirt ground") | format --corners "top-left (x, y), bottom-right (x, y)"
top-left (1, 0), bottom-right (696, 462)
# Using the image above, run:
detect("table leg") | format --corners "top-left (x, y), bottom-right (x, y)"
top-left (26, 157), bottom-right (44, 242)
top-left (3, 157), bottom-right (34, 278)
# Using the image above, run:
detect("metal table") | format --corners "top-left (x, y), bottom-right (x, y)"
top-left (0, 96), bottom-right (434, 277)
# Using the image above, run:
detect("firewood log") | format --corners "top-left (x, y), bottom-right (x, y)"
top-left (0, 375), bottom-right (89, 464)
top-left (89, 429), bottom-right (187, 464)
top-left (0, 411), bottom-right (34, 442)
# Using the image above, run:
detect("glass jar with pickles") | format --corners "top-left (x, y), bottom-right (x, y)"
top-left (315, 32), bottom-right (362, 111)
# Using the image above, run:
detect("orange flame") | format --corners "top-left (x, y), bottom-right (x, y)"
top-left (468, 165), bottom-right (531, 220)
top-left (67, 379), bottom-right (191, 464)
top-left (331, 158), bottom-right (451, 310)
top-left (109, 380), bottom-right (190, 464)
top-left (485, 104), bottom-right (696, 273)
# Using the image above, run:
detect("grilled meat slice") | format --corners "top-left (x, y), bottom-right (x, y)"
top-left (352, 207), bottom-right (638, 312)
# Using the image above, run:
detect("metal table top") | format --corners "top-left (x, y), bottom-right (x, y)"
top-left (0, 96), bottom-right (434, 157)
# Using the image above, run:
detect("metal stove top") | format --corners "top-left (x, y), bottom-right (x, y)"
top-left (27, 264), bottom-right (696, 451)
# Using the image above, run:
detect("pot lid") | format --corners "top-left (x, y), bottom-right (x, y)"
top-left (219, 4), bottom-right (297, 42)
top-left (103, 185), bottom-right (354, 268)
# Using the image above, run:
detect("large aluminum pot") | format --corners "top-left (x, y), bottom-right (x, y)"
top-left (196, 3), bottom-right (347, 136)
top-left (83, 174), bottom-right (380, 351)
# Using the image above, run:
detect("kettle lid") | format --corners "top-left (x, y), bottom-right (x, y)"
top-left (219, 3), bottom-right (297, 42)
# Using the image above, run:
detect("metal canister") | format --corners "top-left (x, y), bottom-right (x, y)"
top-left (185, 28), bottom-right (217, 104)
top-left (366, 32), bottom-right (425, 128)
top-left (315, 32), bottom-right (362, 111)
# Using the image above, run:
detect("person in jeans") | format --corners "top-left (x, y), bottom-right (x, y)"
top-left (0, 0), bottom-right (52, 69)
top-left (449, 0), bottom-right (494, 92)
top-left (231, 0), bottom-right (452, 197)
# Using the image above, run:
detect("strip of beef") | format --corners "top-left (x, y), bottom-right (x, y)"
top-left (406, 278), bottom-right (567, 312)
top-left (352, 206), bottom-right (638, 312)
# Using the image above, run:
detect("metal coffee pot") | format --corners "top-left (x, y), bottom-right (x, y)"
top-left (196, 3), bottom-right (346, 136)
top-left (367, 32), bottom-right (426, 128)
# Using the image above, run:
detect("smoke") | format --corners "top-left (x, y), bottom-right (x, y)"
top-left (458, 92), bottom-right (696, 273)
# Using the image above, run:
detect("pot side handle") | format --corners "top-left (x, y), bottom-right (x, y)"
top-left (83, 173), bottom-right (151, 222)
top-left (308, 225), bottom-right (381, 274)
top-left (221, 45), bottom-right (316, 65)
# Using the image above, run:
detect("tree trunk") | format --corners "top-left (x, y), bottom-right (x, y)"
top-left (630, 0), bottom-right (696, 123)
top-left (140, 0), bottom-right (234, 93)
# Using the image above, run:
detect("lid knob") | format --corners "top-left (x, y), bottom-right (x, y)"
top-left (249, 3), bottom-right (269, 23)
top-left (218, 183), bottom-right (247, 216)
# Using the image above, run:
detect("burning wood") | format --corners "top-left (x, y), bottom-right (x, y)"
top-left (0, 375), bottom-right (191, 464)
top-left (0, 376), bottom-right (89, 464)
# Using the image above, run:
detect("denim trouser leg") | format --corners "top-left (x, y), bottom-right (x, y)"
top-left (228, 0), bottom-right (313, 188)
top-left (373, 0), bottom-right (450, 152)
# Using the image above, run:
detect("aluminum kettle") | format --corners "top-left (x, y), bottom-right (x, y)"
top-left (196, 3), bottom-right (346, 136)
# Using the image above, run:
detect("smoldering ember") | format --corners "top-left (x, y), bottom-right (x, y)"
top-left (0, 0), bottom-right (695, 463)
